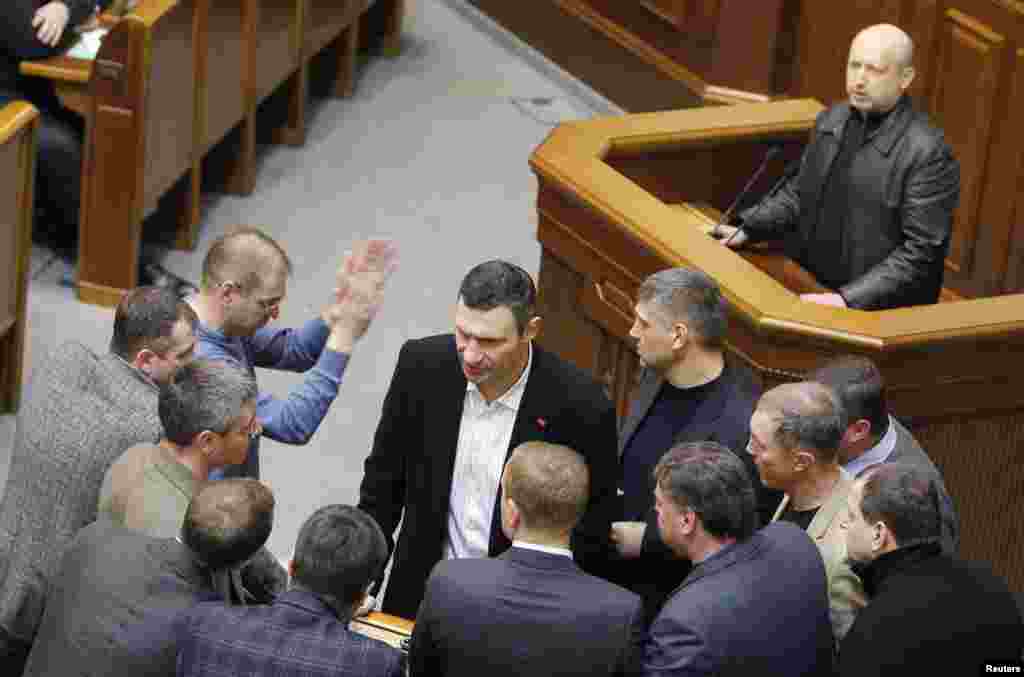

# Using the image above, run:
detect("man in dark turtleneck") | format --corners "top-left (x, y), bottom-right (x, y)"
top-left (839, 464), bottom-right (1023, 676)
top-left (610, 267), bottom-right (776, 618)
top-left (719, 24), bottom-right (960, 311)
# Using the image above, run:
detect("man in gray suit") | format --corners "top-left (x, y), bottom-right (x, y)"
top-left (22, 479), bottom-right (276, 676)
top-left (410, 441), bottom-right (644, 677)
top-left (808, 355), bottom-right (958, 552)
top-left (611, 267), bottom-right (775, 614)
top-left (0, 287), bottom-right (197, 672)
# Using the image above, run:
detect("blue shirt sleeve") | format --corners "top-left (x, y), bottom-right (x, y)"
top-left (257, 349), bottom-right (350, 445)
top-left (248, 318), bottom-right (329, 373)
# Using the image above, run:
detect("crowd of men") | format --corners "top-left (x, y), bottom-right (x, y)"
top-left (0, 15), bottom-right (1022, 677)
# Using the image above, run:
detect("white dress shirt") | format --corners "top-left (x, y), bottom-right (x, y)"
top-left (843, 415), bottom-right (898, 478)
top-left (512, 540), bottom-right (573, 558)
top-left (443, 345), bottom-right (532, 560)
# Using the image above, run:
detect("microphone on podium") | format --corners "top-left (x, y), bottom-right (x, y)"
top-left (722, 156), bottom-right (802, 247)
top-left (711, 146), bottom-right (782, 240)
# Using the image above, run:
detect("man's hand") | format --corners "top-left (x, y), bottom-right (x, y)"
top-left (33, 2), bottom-right (71, 47)
top-left (610, 521), bottom-right (646, 559)
top-left (800, 292), bottom-right (847, 308)
top-left (708, 223), bottom-right (748, 248)
top-left (323, 239), bottom-right (399, 352)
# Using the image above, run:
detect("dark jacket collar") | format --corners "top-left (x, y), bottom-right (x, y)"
top-left (852, 540), bottom-right (943, 598)
top-left (820, 95), bottom-right (914, 156)
top-left (674, 531), bottom-right (762, 593)
top-left (502, 544), bottom-right (581, 573)
top-left (277, 588), bottom-right (349, 621)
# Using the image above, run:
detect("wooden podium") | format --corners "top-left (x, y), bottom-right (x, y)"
top-left (529, 99), bottom-right (1024, 593)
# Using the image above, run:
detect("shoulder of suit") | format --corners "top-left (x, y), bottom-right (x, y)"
top-left (531, 345), bottom-right (609, 402)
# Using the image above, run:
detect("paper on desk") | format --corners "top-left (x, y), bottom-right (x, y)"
top-left (66, 28), bottom-right (109, 60)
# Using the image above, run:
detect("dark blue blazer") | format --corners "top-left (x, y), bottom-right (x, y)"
top-left (173, 589), bottom-right (404, 677)
top-left (409, 545), bottom-right (644, 677)
top-left (642, 522), bottom-right (834, 676)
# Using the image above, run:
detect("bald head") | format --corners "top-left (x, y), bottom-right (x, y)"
top-left (755, 381), bottom-right (846, 462)
top-left (201, 226), bottom-right (292, 293)
top-left (181, 478), bottom-right (275, 570)
top-left (847, 24), bottom-right (916, 114)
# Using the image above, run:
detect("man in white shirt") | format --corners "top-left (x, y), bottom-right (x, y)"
top-left (358, 260), bottom-right (619, 621)
top-left (409, 441), bottom-right (643, 677)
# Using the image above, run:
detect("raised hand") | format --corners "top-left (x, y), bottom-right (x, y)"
top-left (33, 2), bottom-right (71, 47)
top-left (323, 239), bottom-right (399, 352)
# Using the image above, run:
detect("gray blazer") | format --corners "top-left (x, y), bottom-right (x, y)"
top-left (0, 343), bottom-right (162, 653)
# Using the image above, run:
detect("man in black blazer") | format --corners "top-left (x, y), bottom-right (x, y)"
top-left (409, 441), bottom-right (643, 677)
top-left (611, 267), bottom-right (778, 614)
top-left (642, 442), bottom-right (834, 676)
top-left (358, 261), bottom-right (619, 621)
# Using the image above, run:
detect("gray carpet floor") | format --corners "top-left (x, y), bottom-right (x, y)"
top-left (0, 0), bottom-right (619, 565)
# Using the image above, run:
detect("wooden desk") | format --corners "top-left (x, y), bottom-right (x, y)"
top-left (0, 102), bottom-right (38, 413)
top-left (19, 56), bottom-right (93, 117)
top-left (351, 611), bottom-right (413, 650)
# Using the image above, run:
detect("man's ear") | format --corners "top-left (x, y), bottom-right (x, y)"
top-left (218, 280), bottom-right (237, 305)
top-left (671, 322), bottom-right (690, 351)
top-left (287, 558), bottom-right (296, 578)
top-left (679, 507), bottom-right (697, 537)
top-left (792, 448), bottom-right (816, 473)
top-left (900, 65), bottom-right (916, 92)
top-left (194, 430), bottom-right (218, 456)
top-left (523, 316), bottom-right (542, 342)
top-left (845, 419), bottom-right (873, 446)
top-left (132, 348), bottom-right (157, 375)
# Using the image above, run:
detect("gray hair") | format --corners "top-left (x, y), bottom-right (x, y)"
top-left (159, 359), bottom-right (258, 445)
top-left (637, 267), bottom-right (727, 347)
top-left (759, 382), bottom-right (847, 463)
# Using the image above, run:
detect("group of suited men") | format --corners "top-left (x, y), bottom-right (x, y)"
top-left (0, 221), bottom-right (1019, 676)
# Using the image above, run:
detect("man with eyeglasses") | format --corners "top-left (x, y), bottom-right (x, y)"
top-left (190, 227), bottom-right (398, 479)
top-left (98, 358), bottom-right (288, 602)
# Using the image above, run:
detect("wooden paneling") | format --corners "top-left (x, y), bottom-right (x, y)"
top-left (255, 0), bottom-right (302, 102)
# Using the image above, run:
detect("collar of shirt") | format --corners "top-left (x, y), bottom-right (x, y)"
top-left (512, 540), bottom-right (573, 558)
top-left (844, 414), bottom-right (898, 477)
top-left (464, 342), bottom-right (533, 413)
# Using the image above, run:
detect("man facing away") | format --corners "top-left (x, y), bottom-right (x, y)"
top-left (0, 286), bottom-right (196, 670)
top-left (410, 441), bottom-right (644, 677)
top-left (22, 479), bottom-right (277, 677)
top-left (809, 354), bottom-right (958, 551)
top-left (746, 381), bottom-right (866, 642)
top-left (172, 504), bottom-right (404, 677)
top-left (191, 228), bottom-right (397, 479)
top-left (838, 464), bottom-right (1023, 676)
top-left (641, 441), bottom-right (834, 676)
top-left (358, 260), bottom-right (619, 621)
top-left (611, 266), bottom-right (778, 615)
top-left (719, 24), bottom-right (959, 310)
top-left (99, 358), bottom-right (287, 601)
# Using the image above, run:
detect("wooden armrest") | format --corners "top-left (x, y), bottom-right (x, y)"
top-left (358, 611), bottom-right (415, 636)
top-left (19, 55), bottom-right (93, 83)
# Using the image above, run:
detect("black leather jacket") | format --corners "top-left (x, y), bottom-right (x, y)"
top-left (740, 97), bottom-right (960, 310)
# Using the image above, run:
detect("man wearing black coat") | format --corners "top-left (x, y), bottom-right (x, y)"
top-left (838, 464), bottom-right (1023, 676)
top-left (720, 24), bottom-right (959, 311)
top-left (358, 261), bottom-right (618, 621)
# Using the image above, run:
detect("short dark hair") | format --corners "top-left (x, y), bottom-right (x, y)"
top-left (458, 260), bottom-right (537, 335)
top-left (654, 441), bottom-right (756, 540)
top-left (290, 505), bottom-right (388, 608)
top-left (761, 382), bottom-right (846, 462)
top-left (637, 267), bottom-right (727, 347)
top-left (810, 355), bottom-right (888, 436)
top-left (503, 441), bottom-right (589, 533)
top-left (110, 286), bottom-right (198, 360)
top-left (159, 359), bottom-right (258, 446)
top-left (859, 463), bottom-right (942, 547)
top-left (181, 479), bottom-right (275, 570)
top-left (201, 226), bottom-right (292, 291)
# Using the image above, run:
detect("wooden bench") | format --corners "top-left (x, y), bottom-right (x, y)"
top-left (0, 102), bottom-right (38, 413)
top-left (21, 0), bottom-right (405, 306)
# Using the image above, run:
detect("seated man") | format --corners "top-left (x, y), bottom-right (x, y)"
top-left (809, 355), bottom-right (958, 551)
top-left (0, 286), bottom-right (196, 670)
top-left (410, 441), bottom-right (643, 677)
top-left (99, 358), bottom-right (286, 600)
top-left (719, 24), bottom-right (959, 310)
top-left (612, 266), bottom-right (777, 615)
top-left (747, 381), bottom-right (866, 642)
top-left (1, 0), bottom-right (92, 257)
top-left (839, 464), bottom-right (1023, 676)
top-left (359, 260), bottom-right (618, 620)
top-left (172, 504), bottom-right (404, 677)
top-left (642, 441), bottom-right (834, 676)
top-left (21, 479), bottom-right (276, 677)
top-left (192, 229), bottom-right (397, 479)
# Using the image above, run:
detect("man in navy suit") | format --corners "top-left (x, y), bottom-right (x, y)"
top-left (359, 260), bottom-right (619, 620)
top-left (409, 441), bottom-right (644, 677)
top-left (172, 504), bottom-right (404, 677)
top-left (642, 441), bottom-right (834, 676)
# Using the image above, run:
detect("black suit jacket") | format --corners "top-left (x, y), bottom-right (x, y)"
top-left (615, 362), bottom-right (780, 609)
top-left (409, 546), bottom-right (644, 677)
top-left (643, 522), bottom-right (835, 676)
top-left (358, 334), bottom-right (619, 621)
